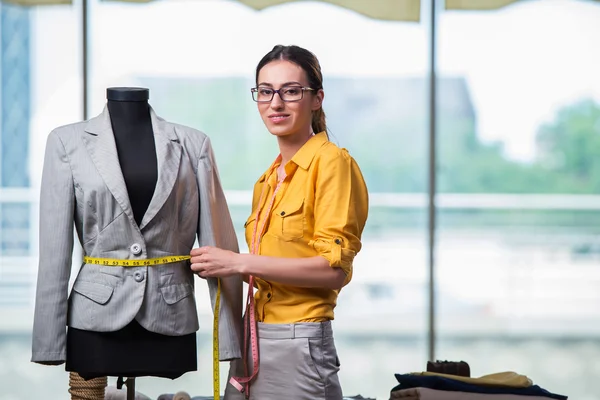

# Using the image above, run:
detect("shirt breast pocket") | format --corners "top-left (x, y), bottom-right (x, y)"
top-left (244, 215), bottom-right (257, 248)
top-left (275, 197), bottom-right (305, 241)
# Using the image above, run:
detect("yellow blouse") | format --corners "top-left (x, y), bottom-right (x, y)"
top-left (244, 131), bottom-right (369, 323)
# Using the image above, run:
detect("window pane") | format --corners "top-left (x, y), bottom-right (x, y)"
top-left (85, 1), bottom-right (428, 399)
top-left (437, 1), bottom-right (600, 400)
top-left (0, 2), bottom-right (82, 399)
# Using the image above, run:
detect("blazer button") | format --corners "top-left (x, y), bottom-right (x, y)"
top-left (133, 271), bottom-right (144, 282)
top-left (334, 238), bottom-right (342, 245)
top-left (130, 243), bottom-right (142, 255)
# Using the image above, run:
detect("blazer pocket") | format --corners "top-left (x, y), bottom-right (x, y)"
top-left (275, 197), bottom-right (305, 241)
top-left (72, 280), bottom-right (114, 305)
top-left (160, 283), bottom-right (194, 305)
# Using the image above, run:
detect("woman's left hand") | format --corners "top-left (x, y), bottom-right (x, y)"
top-left (190, 246), bottom-right (242, 278)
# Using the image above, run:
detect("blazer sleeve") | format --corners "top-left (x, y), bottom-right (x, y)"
top-left (31, 131), bottom-right (75, 364)
top-left (197, 135), bottom-right (242, 361)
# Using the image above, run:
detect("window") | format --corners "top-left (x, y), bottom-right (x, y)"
top-left (1, 1), bottom-right (598, 399)
top-left (437, 1), bottom-right (600, 399)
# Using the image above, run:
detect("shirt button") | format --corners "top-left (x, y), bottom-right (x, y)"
top-left (335, 238), bottom-right (342, 245)
top-left (280, 211), bottom-right (285, 216)
top-left (266, 293), bottom-right (272, 299)
top-left (133, 271), bottom-right (144, 282)
top-left (130, 243), bottom-right (142, 255)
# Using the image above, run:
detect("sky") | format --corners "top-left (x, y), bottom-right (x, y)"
top-left (28, 0), bottom-right (600, 185)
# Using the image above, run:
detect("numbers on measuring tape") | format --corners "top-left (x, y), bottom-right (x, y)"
top-left (83, 255), bottom-right (191, 267)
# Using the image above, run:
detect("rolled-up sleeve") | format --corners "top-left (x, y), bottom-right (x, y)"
top-left (310, 149), bottom-right (369, 285)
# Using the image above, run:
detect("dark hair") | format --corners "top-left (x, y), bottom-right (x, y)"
top-left (255, 45), bottom-right (327, 136)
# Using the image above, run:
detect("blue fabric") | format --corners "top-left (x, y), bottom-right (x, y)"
top-left (392, 374), bottom-right (567, 400)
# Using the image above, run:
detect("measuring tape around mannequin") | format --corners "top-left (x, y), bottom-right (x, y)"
top-left (229, 165), bottom-right (285, 399)
top-left (83, 255), bottom-right (222, 400)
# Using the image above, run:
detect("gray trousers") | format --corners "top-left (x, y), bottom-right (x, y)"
top-left (223, 321), bottom-right (343, 400)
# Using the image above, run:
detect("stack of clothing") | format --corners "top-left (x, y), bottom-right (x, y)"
top-left (390, 361), bottom-right (567, 400)
top-left (156, 394), bottom-right (375, 399)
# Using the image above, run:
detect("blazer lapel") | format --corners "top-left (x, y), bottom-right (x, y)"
top-left (83, 106), bottom-right (137, 227)
top-left (139, 107), bottom-right (182, 230)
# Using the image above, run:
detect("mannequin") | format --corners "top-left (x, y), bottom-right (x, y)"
top-left (31, 86), bottom-right (242, 398)
top-left (108, 88), bottom-right (158, 227)
top-left (65, 88), bottom-right (196, 380)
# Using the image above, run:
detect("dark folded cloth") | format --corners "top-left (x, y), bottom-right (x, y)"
top-left (392, 374), bottom-right (567, 400)
top-left (427, 360), bottom-right (471, 377)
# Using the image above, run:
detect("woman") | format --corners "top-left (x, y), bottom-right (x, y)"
top-left (190, 44), bottom-right (369, 400)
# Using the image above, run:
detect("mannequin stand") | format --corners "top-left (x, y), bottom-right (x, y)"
top-left (117, 376), bottom-right (136, 400)
top-left (69, 372), bottom-right (138, 400)
top-left (69, 372), bottom-right (106, 400)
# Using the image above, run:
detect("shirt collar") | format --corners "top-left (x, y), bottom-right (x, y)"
top-left (291, 131), bottom-right (328, 170)
top-left (257, 131), bottom-right (328, 183)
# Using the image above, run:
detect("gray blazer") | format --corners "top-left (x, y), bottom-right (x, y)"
top-left (31, 106), bottom-right (242, 364)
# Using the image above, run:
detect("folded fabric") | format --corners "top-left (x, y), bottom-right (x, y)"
top-left (412, 371), bottom-right (533, 387)
top-left (104, 386), bottom-right (152, 400)
top-left (156, 395), bottom-right (373, 400)
top-left (391, 387), bottom-right (563, 400)
top-left (392, 374), bottom-right (567, 400)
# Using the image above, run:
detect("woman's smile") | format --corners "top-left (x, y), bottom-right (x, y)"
top-left (268, 113), bottom-right (290, 123)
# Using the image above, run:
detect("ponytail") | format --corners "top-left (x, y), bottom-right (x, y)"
top-left (312, 108), bottom-right (328, 139)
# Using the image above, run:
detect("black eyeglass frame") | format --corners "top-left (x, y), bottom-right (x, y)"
top-left (250, 86), bottom-right (315, 103)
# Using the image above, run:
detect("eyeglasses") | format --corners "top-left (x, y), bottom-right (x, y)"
top-left (251, 85), bottom-right (314, 103)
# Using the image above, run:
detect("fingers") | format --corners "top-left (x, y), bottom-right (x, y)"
top-left (189, 246), bottom-right (230, 279)
top-left (191, 263), bottom-right (208, 277)
top-left (195, 270), bottom-right (209, 279)
top-left (193, 266), bottom-right (215, 279)
top-left (190, 258), bottom-right (208, 272)
top-left (190, 246), bottom-right (211, 256)
top-left (190, 253), bottom-right (209, 265)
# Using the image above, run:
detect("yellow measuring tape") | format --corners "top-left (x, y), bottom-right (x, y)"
top-left (84, 255), bottom-right (222, 400)
top-left (83, 255), bottom-right (192, 267)
top-left (213, 278), bottom-right (221, 400)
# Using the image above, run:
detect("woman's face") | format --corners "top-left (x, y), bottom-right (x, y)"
top-left (256, 60), bottom-right (323, 139)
